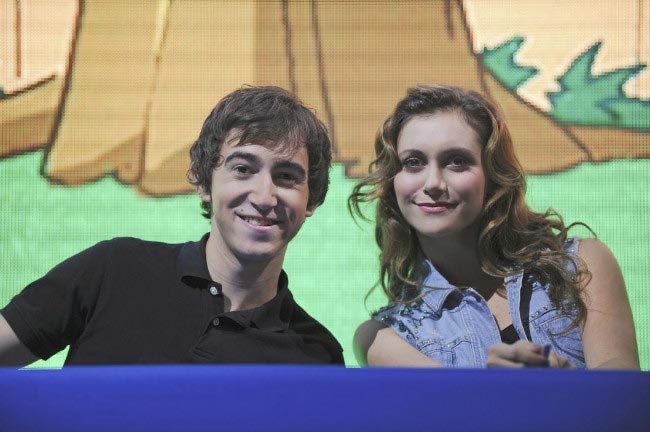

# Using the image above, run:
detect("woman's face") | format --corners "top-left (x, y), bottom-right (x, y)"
top-left (393, 111), bottom-right (486, 245)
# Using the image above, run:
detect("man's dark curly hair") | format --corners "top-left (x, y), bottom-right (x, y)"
top-left (188, 86), bottom-right (332, 218)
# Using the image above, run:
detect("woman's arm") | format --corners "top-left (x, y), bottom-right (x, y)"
top-left (354, 320), bottom-right (442, 367)
top-left (578, 238), bottom-right (639, 369)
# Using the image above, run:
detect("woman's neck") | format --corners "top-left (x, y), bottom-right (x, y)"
top-left (419, 232), bottom-right (501, 293)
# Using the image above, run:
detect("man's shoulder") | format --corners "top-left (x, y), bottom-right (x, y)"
top-left (287, 300), bottom-right (344, 361)
top-left (289, 302), bottom-right (332, 332)
top-left (90, 237), bottom-right (189, 257)
top-left (66, 237), bottom-right (196, 274)
top-left (101, 236), bottom-right (185, 249)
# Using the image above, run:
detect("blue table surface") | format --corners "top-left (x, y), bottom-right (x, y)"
top-left (1, 366), bottom-right (648, 432)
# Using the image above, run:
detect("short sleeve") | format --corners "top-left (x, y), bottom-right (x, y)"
top-left (566, 237), bottom-right (580, 255)
top-left (0, 241), bottom-right (112, 360)
top-left (372, 303), bottom-right (418, 348)
top-left (564, 237), bottom-right (581, 273)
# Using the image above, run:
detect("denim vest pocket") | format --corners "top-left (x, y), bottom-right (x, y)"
top-left (417, 335), bottom-right (471, 367)
top-left (530, 304), bottom-right (585, 367)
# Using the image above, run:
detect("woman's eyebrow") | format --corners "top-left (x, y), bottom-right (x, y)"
top-left (397, 149), bottom-right (425, 158)
top-left (438, 147), bottom-right (476, 158)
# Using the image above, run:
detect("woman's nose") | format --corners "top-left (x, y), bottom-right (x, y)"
top-left (423, 166), bottom-right (447, 196)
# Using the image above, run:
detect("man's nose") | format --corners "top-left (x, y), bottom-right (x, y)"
top-left (249, 174), bottom-right (278, 210)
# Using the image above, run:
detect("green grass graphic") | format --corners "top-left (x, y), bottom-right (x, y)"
top-left (1, 151), bottom-right (649, 369)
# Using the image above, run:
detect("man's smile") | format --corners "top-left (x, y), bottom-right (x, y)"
top-left (237, 214), bottom-right (280, 227)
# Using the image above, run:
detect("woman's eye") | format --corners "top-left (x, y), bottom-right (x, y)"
top-left (401, 157), bottom-right (423, 169)
top-left (447, 156), bottom-right (469, 168)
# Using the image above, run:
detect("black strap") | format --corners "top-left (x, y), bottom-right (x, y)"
top-left (500, 324), bottom-right (520, 344)
top-left (520, 273), bottom-right (533, 341)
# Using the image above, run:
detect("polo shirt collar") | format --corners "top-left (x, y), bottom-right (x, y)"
top-left (248, 271), bottom-right (292, 331)
top-left (176, 233), bottom-right (293, 331)
top-left (177, 233), bottom-right (213, 287)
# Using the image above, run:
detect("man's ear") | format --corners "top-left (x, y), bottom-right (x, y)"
top-left (197, 185), bottom-right (211, 204)
top-left (305, 204), bottom-right (319, 217)
top-left (189, 167), bottom-right (211, 203)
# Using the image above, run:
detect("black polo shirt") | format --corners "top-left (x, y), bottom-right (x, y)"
top-left (1, 235), bottom-right (344, 365)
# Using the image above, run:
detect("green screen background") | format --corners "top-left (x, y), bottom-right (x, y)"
top-left (1, 0), bottom-right (648, 369)
top-left (1, 152), bottom-right (648, 369)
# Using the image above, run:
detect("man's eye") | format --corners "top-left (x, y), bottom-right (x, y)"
top-left (275, 172), bottom-right (299, 184)
top-left (232, 165), bottom-right (252, 176)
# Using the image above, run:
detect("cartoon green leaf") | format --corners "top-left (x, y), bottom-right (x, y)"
top-left (482, 36), bottom-right (539, 90)
top-left (549, 41), bottom-right (648, 128)
top-left (608, 99), bottom-right (650, 131)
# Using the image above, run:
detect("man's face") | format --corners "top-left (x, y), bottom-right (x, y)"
top-left (199, 134), bottom-right (314, 263)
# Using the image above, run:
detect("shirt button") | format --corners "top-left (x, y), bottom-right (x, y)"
top-left (212, 318), bottom-right (220, 327)
top-left (209, 286), bottom-right (219, 296)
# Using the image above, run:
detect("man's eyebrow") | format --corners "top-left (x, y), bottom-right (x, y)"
top-left (224, 151), bottom-right (260, 165)
top-left (224, 151), bottom-right (307, 179)
top-left (274, 160), bottom-right (307, 180)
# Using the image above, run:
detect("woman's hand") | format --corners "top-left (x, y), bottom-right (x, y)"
top-left (486, 340), bottom-right (573, 368)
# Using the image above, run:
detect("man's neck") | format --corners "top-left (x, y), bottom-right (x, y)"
top-left (204, 235), bottom-right (285, 312)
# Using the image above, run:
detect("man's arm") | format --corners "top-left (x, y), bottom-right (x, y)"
top-left (0, 313), bottom-right (38, 367)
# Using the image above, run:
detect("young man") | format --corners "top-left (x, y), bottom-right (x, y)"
top-left (0, 86), bottom-right (343, 366)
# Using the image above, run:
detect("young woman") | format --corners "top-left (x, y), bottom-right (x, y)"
top-left (349, 85), bottom-right (639, 369)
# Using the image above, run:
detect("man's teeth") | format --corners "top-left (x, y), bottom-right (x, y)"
top-left (243, 216), bottom-right (275, 226)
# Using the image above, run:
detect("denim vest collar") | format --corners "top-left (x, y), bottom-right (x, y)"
top-left (418, 260), bottom-right (457, 313)
top-left (419, 260), bottom-right (526, 333)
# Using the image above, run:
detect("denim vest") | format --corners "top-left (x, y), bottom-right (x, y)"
top-left (373, 238), bottom-right (586, 368)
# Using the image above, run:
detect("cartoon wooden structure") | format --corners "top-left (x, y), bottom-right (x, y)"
top-left (1, 0), bottom-right (648, 196)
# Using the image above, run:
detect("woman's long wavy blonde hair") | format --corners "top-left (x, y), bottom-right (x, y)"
top-left (349, 85), bottom-right (589, 326)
